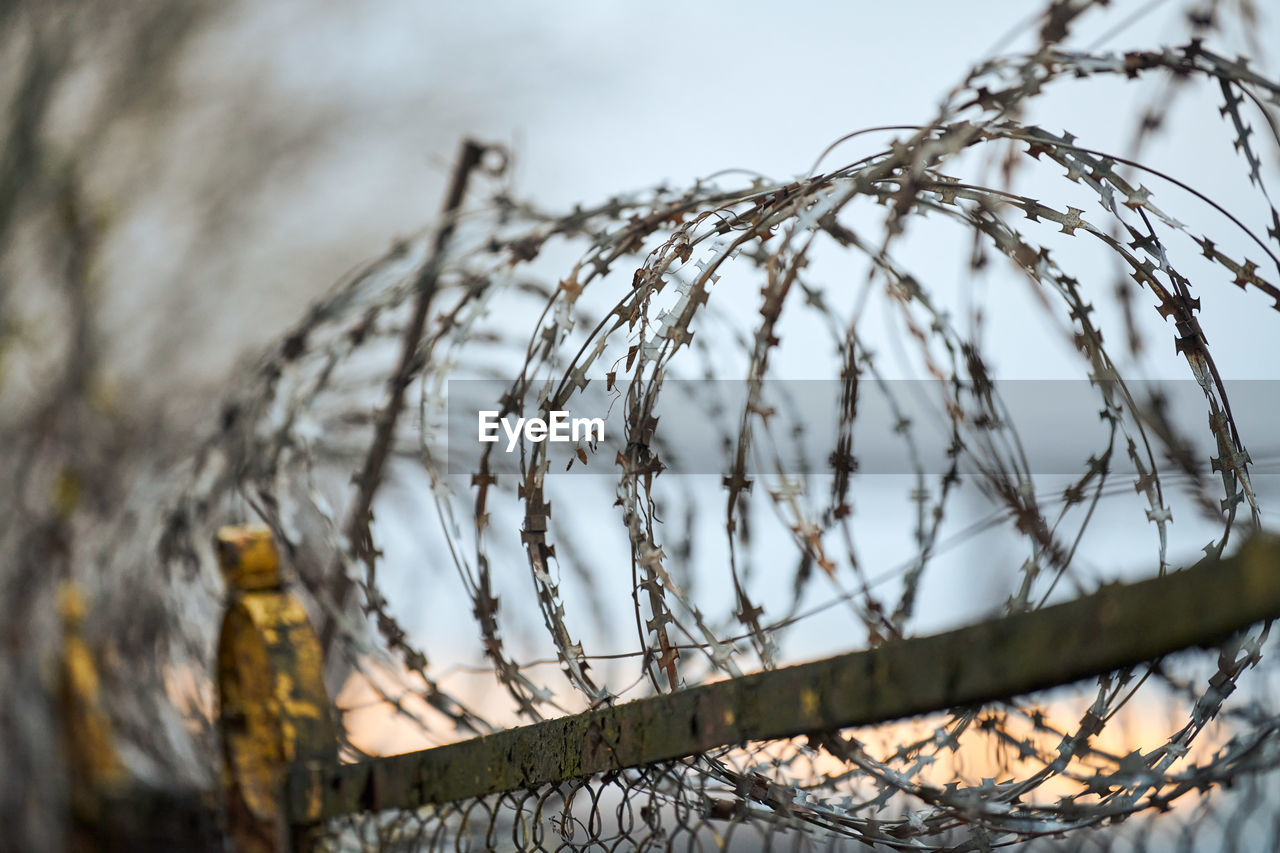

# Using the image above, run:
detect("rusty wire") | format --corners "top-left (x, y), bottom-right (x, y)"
top-left (133, 0), bottom-right (1280, 848)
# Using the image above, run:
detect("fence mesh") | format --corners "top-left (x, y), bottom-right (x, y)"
top-left (314, 699), bottom-right (1280, 852)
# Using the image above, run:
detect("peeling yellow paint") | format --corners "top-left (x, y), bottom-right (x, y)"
top-left (58, 581), bottom-right (125, 808)
top-left (216, 525), bottom-right (335, 851)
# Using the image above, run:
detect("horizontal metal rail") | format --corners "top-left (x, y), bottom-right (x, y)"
top-left (287, 534), bottom-right (1280, 823)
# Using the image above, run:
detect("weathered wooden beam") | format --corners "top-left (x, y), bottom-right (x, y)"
top-left (288, 534), bottom-right (1280, 823)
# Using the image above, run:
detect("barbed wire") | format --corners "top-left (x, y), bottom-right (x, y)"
top-left (129, 0), bottom-right (1280, 848)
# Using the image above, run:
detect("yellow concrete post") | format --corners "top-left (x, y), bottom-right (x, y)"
top-left (216, 524), bottom-right (336, 853)
top-left (58, 582), bottom-right (127, 851)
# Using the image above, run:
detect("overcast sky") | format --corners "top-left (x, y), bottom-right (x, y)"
top-left (96, 0), bottom-right (1280, 394)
